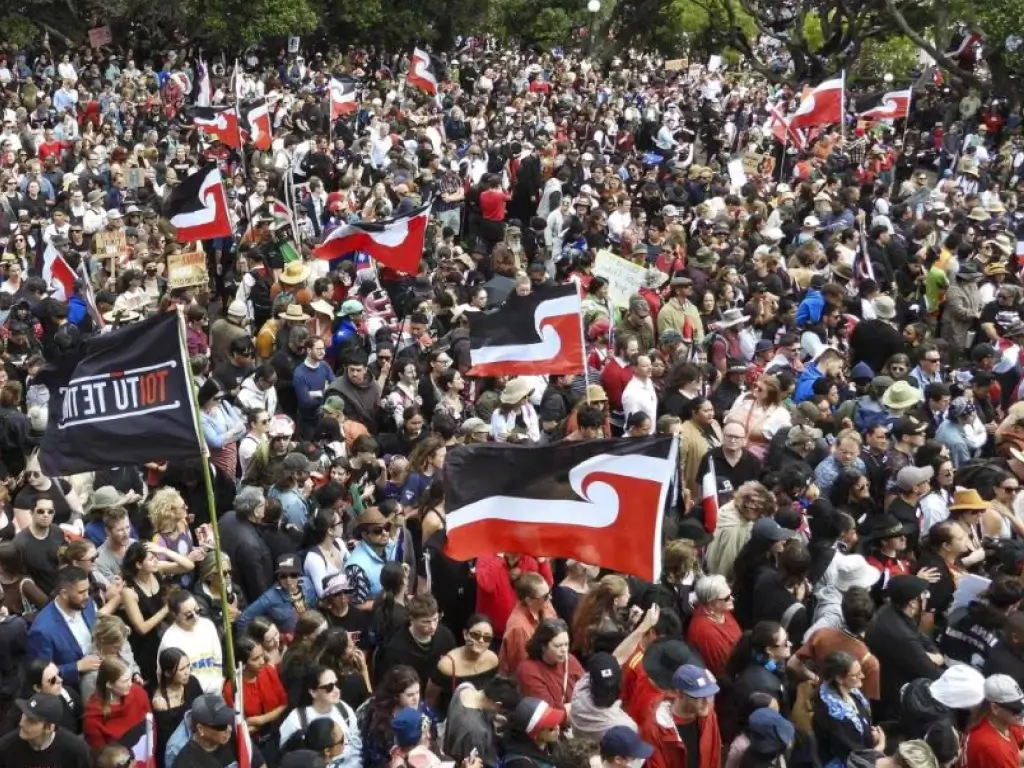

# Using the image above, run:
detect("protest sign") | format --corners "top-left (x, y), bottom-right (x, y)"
top-left (167, 250), bottom-right (209, 289)
top-left (594, 250), bottom-right (648, 306)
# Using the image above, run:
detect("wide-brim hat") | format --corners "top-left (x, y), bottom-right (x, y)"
top-left (501, 377), bottom-right (534, 405)
top-left (642, 638), bottom-right (702, 691)
top-left (949, 487), bottom-right (987, 512)
top-left (102, 308), bottom-right (140, 324)
top-left (858, 512), bottom-right (915, 542)
top-left (356, 506), bottom-right (392, 529)
top-left (968, 206), bottom-right (990, 222)
top-left (957, 261), bottom-right (984, 281)
top-left (716, 308), bottom-right (749, 329)
top-left (310, 299), bottom-right (334, 317)
top-left (881, 381), bottom-right (922, 410)
top-left (279, 260), bottom-right (311, 285)
top-left (278, 303), bottom-right (312, 321)
top-left (833, 553), bottom-right (882, 591)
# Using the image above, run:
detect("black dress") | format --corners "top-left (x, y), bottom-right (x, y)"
top-left (430, 656), bottom-right (498, 717)
top-left (123, 579), bottom-right (168, 682)
top-left (150, 676), bottom-right (203, 768)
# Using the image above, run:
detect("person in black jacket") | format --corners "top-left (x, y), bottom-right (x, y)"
top-left (985, 610), bottom-right (1024, 681)
top-left (215, 487), bottom-right (273, 605)
top-left (864, 574), bottom-right (944, 721)
top-left (848, 295), bottom-right (905, 375)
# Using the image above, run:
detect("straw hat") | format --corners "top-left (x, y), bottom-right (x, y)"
top-left (949, 488), bottom-right (987, 512)
top-left (501, 377), bottom-right (534, 405)
top-left (968, 206), bottom-right (990, 222)
top-left (310, 299), bottom-right (334, 317)
top-left (102, 308), bottom-right (140, 324)
top-left (279, 260), bottom-right (311, 285)
top-left (278, 304), bottom-right (311, 321)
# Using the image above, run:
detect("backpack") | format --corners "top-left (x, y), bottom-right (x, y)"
top-left (249, 268), bottom-right (274, 328)
top-left (279, 703), bottom-right (349, 754)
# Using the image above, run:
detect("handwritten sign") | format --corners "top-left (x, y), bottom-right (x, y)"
top-left (664, 59), bottom-right (687, 72)
top-left (594, 250), bottom-right (648, 307)
top-left (88, 26), bottom-right (112, 48)
top-left (742, 151), bottom-right (764, 176)
top-left (167, 251), bottom-right (209, 289)
top-left (93, 229), bottom-right (127, 263)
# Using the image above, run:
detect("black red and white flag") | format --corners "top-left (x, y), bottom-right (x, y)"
top-left (34, 312), bottom-right (201, 475)
top-left (234, 665), bottom-right (253, 768)
top-left (166, 165), bottom-right (233, 242)
top-left (237, 98), bottom-right (272, 150)
top-left (468, 283), bottom-right (584, 377)
top-left (443, 436), bottom-right (679, 581)
top-left (128, 713), bottom-right (157, 768)
top-left (313, 201), bottom-right (429, 273)
top-left (408, 48), bottom-right (440, 95)
top-left (188, 106), bottom-right (243, 149)
top-left (856, 88), bottom-right (912, 121)
top-left (329, 76), bottom-right (359, 119)
top-left (41, 243), bottom-right (76, 301)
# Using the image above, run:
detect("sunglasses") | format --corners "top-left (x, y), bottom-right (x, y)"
top-left (367, 524), bottom-right (392, 535)
top-left (181, 611), bottom-right (197, 621)
top-left (467, 630), bottom-right (494, 643)
top-left (317, 681), bottom-right (339, 692)
top-left (33, 508), bottom-right (55, 516)
top-left (279, 573), bottom-right (300, 580)
top-left (80, 553), bottom-right (99, 563)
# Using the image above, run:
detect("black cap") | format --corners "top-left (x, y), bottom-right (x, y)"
top-left (642, 638), bottom-right (702, 691)
top-left (586, 652), bottom-right (622, 707)
top-left (16, 693), bottom-right (63, 725)
top-left (886, 575), bottom-right (930, 606)
top-left (190, 694), bottom-right (234, 727)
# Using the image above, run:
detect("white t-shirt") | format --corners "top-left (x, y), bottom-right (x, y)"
top-left (158, 619), bottom-right (224, 694)
top-left (278, 702), bottom-right (361, 761)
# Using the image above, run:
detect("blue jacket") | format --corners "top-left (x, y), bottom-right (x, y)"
top-left (793, 363), bottom-right (826, 404)
top-left (329, 318), bottom-right (359, 359)
top-left (292, 361), bottom-right (335, 419)
top-left (796, 289), bottom-right (825, 328)
top-left (28, 599), bottom-right (97, 683)
top-left (236, 578), bottom-right (317, 634)
top-left (68, 295), bottom-right (89, 327)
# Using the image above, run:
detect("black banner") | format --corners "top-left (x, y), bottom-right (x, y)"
top-left (36, 313), bottom-right (202, 475)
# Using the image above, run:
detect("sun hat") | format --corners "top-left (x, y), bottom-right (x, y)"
top-left (459, 417), bottom-right (491, 437)
top-left (948, 487), bottom-right (987, 512)
top-left (858, 512), bottom-right (914, 541)
top-left (279, 260), bottom-right (311, 285)
top-left (501, 378), bottom-right (534, 405)
top-left (833, 554), bottom-right (881, 591)
top-left (356, 506), bottom-right (392, 529)
top-left (89, 485), bottom-right (127, 511)
top-left (929, 665), bottom-right (986, 709)
top-left (278, 303), bottom-right (312, 321)
top-left (716, 308), bottom-right (750, 329)
top-left (226, 300), bottom-right (248, 318)
top-left (786, 424), bottom-right (823, 448)
top-left (310, 299), bottom-right (334, 317)
top-left (881, 381), bottom-right (923, 410)
top-left (872, 295), bottom-right (897, 320)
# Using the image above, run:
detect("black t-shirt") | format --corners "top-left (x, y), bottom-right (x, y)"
top-left (675, 717), bottom-right (701, 768)
top-left (14, 526), bottom-right (66, 595)
top-left (172, 737), bottom-right (265, 768)
top-left (0, 727), bottom-right (92, 768)
top-left (14, 480), bottom-right (72, 526)
top-left (325, 605), bottom-right (371, 646)
top-left (979, 301), bottom-right (1024, 336)
top-left (213, 360), bottom-right (256, 397)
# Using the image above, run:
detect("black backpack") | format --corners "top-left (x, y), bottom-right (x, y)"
top-left (248, 268), bottom-right (274, 329)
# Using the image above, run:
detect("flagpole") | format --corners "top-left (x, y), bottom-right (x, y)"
top-left (175, 307), bottom-right (237, 675)
top-left (580, 308), bottom-right (591, 404)
top-left (231, 61), bottom-right (256, 234)
top-left (839, 70), bottom-right (846, 145)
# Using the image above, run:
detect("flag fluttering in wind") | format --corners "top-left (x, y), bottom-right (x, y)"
top-left (238, 98), bottom-right (272, 150)
top-left (329, 76), bottom-right (359, 119)
top-left (763, 104), bottom-right (807, 151)
top-left (443, 437), bottom-right (679, 581)
top-left (313, 202), bottom-right (430, 273)
top-left (166, 165), bottom-right (233, 242)
top-left (234, 665), bottom-right (253, 768)
top-left (702, 459), bottom-right (719, 535)
top-left (468, 284), bottom-right (584, 377)
top-left (856, 89), bottom-right (912, 121)
top-left (33, 313), bottom-right (202, 475)
top-left (789, 75), bottom-right (845, 129)
top-left (188, 106), bottom-right (243, 148)
top-left (408, 48), bottom-right (440, 95)
top-left (41, 243), bottom-right (76, 301)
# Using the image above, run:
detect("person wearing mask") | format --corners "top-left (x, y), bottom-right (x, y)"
top-left (598, 726), bottom-right (655, 768)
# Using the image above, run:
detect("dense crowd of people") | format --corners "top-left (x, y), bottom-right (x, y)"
top-left (0, 31), bottom-right (1022, 768)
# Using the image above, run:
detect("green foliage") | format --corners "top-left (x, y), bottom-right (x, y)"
top-left (198, 0), bottom-right (319, 48)
top-left (2, 18), bottom-right (42, 48)
top-left (850, 35), bottom-right (920, 84)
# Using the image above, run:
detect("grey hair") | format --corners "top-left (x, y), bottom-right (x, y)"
top-left (695, 575), bottom-right (730, 605)
top-left (235, 486), bottom-right (266, 518)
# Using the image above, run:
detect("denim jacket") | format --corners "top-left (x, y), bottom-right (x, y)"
top-left (236, 577), bottom-right (317, 634)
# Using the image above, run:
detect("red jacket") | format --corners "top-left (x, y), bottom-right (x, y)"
top-left (475, 555), bottom-right (553, 636)
top-left (83, 683), bottom-right (152, 751)
top-left (637, 698), bottom-right (722, 768)
top-left (600, 358), bottom-right (634, 412)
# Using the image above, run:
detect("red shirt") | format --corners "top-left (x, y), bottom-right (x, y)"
top-left (83, 683), bottom-right (152, 751)
top-left (480, 189), bottom-right (511, 222)
top-left (475, 555), bottom-right (553, 635)
top-left (224, 664), bottom-right (288, 721)
top-left (600, 358), bottom-right (634, 412)
top-left (962, 717), bottom-right (1024, 768)
top-left (686, 606), bottom-right (742, 679)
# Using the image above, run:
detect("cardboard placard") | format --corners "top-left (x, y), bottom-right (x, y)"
top-left (88, 26), bottom-right (112, 48)
top-left (167, 250), bottom-right (209, 289)
top-left (742, 151), bottom-right (764, 175)
top-left (594, 250), bottom-right (649, 307)
top-left (288, 36), bottom-right (301, 54)
top-left (664, 59), bottom-right (687, 72)
top-left (93, 228), bottom-right (127, 260)
top-left (727, 158), bottom-right (747, 192)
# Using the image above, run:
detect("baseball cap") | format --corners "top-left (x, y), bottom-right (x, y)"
top-left (600, 726), bottom-right (655, 760)
top-left (747, 708), bottom-right (796, 754)
top-left (190, 694), bottom-right (234, 727)
top-left (886, 574), bottom-right (930, 605)
top-left (282, 452), bottom-right (315, 473)
top-left (15, 693), bottom-right (63, 725)
top-left (512, 697), bottom-right (565, 737)
top-left (896, 465), bottom-right (934, 492)
top-left (985, 674), bottom-right (1024, 712)
top-left (391, 707), bottom-right (423, 747)
top-left (321, 573), bottom-right (353, 597)
top-left (586, 652), bottom-right (622, 708)
top-left (322, 396), bottom-right (345, 416)
top-left (752, 517), bottom-right (798, 542)
top-left (672, 664), bottom-right (720, 698)
top-left (459, 417), bottom-right (490, 437)
top-left (275, 554), bottom-right (301, 576)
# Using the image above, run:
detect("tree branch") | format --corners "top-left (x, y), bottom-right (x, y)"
top-left (884, 0), bottom-right (987, 89)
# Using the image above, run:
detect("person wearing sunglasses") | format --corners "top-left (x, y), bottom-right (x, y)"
top-left (158, 590), bottom-right (224, 695)
top-left (344, 506), bottom-right (401, 611)
top-left (170, 693), bottom-right (262, 768)
top-left (277, 663), bottom-right (360, 764)
top-left (237, 554), bottom-right (318, 636)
